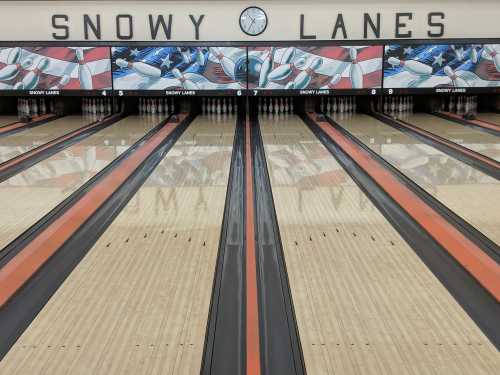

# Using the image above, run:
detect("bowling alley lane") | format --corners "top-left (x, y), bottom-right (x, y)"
top-left (0, 115), bottom-right (101, 163)
top-left (0, 114), bottom-right (235, 375)
top-left (404, 113), bottom-right (500, 161)
top-left (334, 113), bottom-right (500, 245)
top-left (259, 114), bottom-right (499, 374)
top-left (0, 115), bottom-right (18, 127)
top-left (475, 112), bottom-right (500, 126)
top-left (0, 115), bottom-right (161, 252)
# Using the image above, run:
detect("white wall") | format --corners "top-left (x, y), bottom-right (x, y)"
top-left (0, 0), bottom-right (498, 41)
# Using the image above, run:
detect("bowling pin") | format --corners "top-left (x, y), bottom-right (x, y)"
top-left (444, 66), bottom-right (469, 87)
top-left (75, 48), bottom-right (93, 90)
top-left (484, 45), bottom-right (500, 72)
top-left (0, 58), bottom-right (32, 82)
top-left (50, 75), bottom-right (70, 90)
top-left (210, 47), bottom-right (236, 80)
top-left (172, 68), bottom-right (199, 90)
top-left (259, 48), bottom-right (275, 88)
top-left (388, 56), bottom-right (432, 76)
top-left (20, 57), bottom-right (49, 90)
top-left (115, 58), bottom-right (162, 78)
top-left (349, 48), bottom-right (364, 89)
top-left (293, 56), bottom-right (322, 89)
top-left (321, 73), bottom-right (341, 89)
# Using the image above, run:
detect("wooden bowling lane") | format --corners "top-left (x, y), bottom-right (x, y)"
top-left (259, 114), bottom-right (499, 375)
top-left (0, 116), bottom-right (19, 127)
top-left (335, 113), bottom-right (500, 247)
top-left (404, 113), bottom-right (500, 161)
top-left (0, 115), bottom-right (101, 163)
top-left (0, 114), bottom-right (235, 375)
top-left (0, 115), bottom-right (161, 252)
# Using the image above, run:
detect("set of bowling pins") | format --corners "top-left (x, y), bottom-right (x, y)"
top-left (201, 97), bottom-right (237, 114)
top-left (258, 97), bottom-right (294, 114)
top-left (82, 98), bottom-right (112, 115)
top-left (320, 96), bottom-right (356, 114)
top-left (17, 98), bottom-right (47, 117)
top-left (138, 97), bottom-right (175, 114)
top-left (441, 95), bottom-right (478, 114)
top-left (383, 96), bottom-right (414, 114)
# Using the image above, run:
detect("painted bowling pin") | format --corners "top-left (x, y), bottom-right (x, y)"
top-left (259, 48), bottom-right (275, 88)
top-left (115, 58), bottom-right (162, 78)
top-left (321, 73), bottom-right (341, 89)
top-left (484, 45), bottom-right (500, 73)
top-left (172, 68), bottom-right (200, 90)
top-left (76, 48), bottom-right (94, 90)
top-left (388, 56), bottom-right (432, 76)
top-left (50, 75), bottom-right (70, 90)
top-left (210, 47), bottom-right (235, 80)
top-left (293, 56), bottom-right (322, 89)
top-left (443, 66), bottom-right (469, 87)
top-left (349, 48), bottom-right (364, 89)
top-left (21, 57), bottom-right (49, 89)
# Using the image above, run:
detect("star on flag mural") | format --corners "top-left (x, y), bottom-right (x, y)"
top-left (383, 44), bottom-right (500, 88)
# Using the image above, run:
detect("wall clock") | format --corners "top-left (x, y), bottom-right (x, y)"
top-left (239, 6), bottom-right (268, 36)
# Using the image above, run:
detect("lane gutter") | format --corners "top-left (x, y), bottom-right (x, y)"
top-left (302, 111), bottom-right (500, 349)
top-left (374, 112), bottom-right (500, 180)
top-left (0, 112), bottom-right (193, 360)
top-left (250, 112), bottom-right (306, 375)
top-left (201, 109), bottom-right (306, 375)
top-left (201, 112), bottom-right (246, 375)
top-left (0, 113), bottom-right (124, 184)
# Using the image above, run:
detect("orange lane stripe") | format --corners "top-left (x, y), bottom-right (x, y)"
top-left (443, 112), bottom-right (500, 132)
top-left (0, 118), bottom-right (108, 173)
top-left (0, 114), bottom-right (186, 307)
top-left (245, 119), bottom-right (261, 375)
top-left (389, 116), bottom-right (500, 169)
top-left (0, 114), bottom-right (54, 135)
top-left (311, 114), bottom-right (500, 301)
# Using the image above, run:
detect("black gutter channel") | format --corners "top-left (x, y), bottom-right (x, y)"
top-left (373, 112), bottom-right (500, 180)
top-left (251, 112), bottom-right (306, 375)
top-left (0, 115), bottom-right (60, 139)
top-left (338, 113), bottom-right (500, 262)
top-left (200, 111), bottom-right (245, 375)
top-left (0, 114), bottom-right (123, 184)
top-left (344, 116), bottom-right (500, 264)
top-left (301, 113), bottom-right (500, 350)
top-left (432, 112), bottom-right (500, 137)
top-left (0, 112), bottom-right (194, 360)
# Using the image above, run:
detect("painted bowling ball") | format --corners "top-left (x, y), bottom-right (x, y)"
top-left (247, 55), bottom-right (263, 83)
top-left (234, 55), bottom-right (248, 82)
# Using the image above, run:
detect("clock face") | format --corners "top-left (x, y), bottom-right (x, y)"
top-left (239, 7), bottom-right (268, 36)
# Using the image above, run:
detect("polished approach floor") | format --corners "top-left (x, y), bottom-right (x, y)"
top-left (0, 111), bottom-right (499, 374)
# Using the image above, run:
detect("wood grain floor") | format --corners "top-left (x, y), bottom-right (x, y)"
top-left (404, 113), bottom-right (500, 162)
top-left (0, 114), bottom-right (235, 375)
top-left (336, 113), bottom-right (500, 247)
top-left (0, 115), bottom-right (97, 163)
top-left (260, 114), bottom-right (499, 375)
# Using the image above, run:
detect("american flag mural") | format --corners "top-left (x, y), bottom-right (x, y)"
top-left (112, 47), bottom-right (247, 90)
top-left (0, 46), bottom-right (112, 91)
top-left (248, 46), bottom-right (383, 90)
top-left (383, 44), bottom-right (500, 88)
